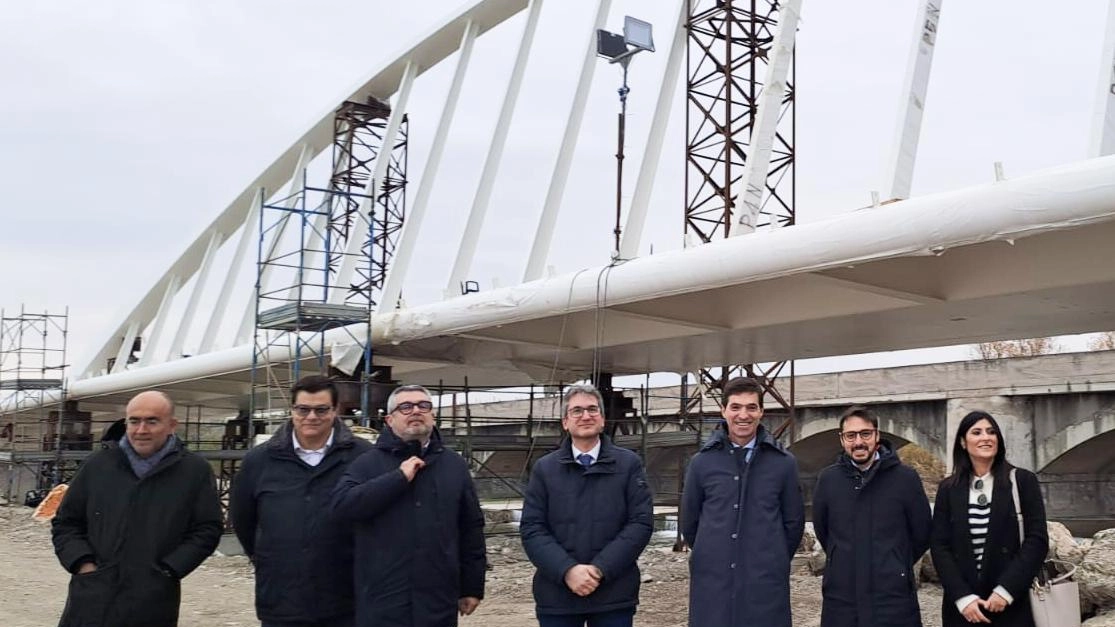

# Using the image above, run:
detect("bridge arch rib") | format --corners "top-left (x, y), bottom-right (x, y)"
top-left (79, 0), bottom-right (530, 379)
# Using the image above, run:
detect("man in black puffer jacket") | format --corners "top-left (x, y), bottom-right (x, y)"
top-left (230, 375), bottom-right (372, 627)
top-left (332, 384), bottom-right (486, 627)
top-left (520, 383), bottom-right (654, 627)
top-left (812, 405), bottom-right (932, 627)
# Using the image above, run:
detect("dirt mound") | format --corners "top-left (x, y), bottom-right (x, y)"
top-left (898, 443), bottom-right (946, 499)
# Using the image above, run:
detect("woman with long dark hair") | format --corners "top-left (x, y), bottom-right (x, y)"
top-left (930, 411), bottom-right (1048, 625)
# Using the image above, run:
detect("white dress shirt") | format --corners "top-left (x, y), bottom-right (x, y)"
top-left (293, 430), bottom-right (334, 467)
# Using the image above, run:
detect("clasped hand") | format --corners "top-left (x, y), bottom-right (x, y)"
top-left (961, 592), bottom-right (1008, 623)
top-left (564, 564), bottom-right (602, 597)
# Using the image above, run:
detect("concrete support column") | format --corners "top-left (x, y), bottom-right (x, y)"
top-left (946, 396), bottom-right (1036, 473)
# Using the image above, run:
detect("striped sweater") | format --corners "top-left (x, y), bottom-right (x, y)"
top-left (968, 472), bottom-right (993, 570)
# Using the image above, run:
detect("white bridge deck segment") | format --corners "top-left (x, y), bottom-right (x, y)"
top-left (63, 155), bottom-right (1115, 413)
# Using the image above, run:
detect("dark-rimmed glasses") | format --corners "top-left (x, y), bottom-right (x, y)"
top-left (293, 405), bottom-right (333, 417)
top-left (840, 429), bottom-right (877, 443)
top-left (567, 405), bottom-right (601, 419)
top-left (395, 401), bottom-right (434, 415)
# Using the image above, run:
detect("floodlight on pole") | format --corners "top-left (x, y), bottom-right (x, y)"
top-left (623, 16), bottom-right (654, 53)
top-left (596, 16), bottom-right (655, 259)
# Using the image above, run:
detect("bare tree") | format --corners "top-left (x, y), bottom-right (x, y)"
top-left (972, 337), bottom-right (1061, 360)
top-left (1088, 332), bottom-right (1115, 351)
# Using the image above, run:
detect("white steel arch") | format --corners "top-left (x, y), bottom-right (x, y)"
top-left (885, 0), bottom-right (944, 200)
top-left (78, 0), bottom-right (530, 379)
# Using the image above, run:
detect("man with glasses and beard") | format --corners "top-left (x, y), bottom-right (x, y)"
top-left (812, 405), bottom-right (932, 627)
top-left (230, 375), bottom-right (372, 627)
top-left (332, 384), bottom-right (486, 627)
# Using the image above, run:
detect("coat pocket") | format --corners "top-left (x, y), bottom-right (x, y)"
top-left (117, 565), bottom-right (180, 626)
top-left (61, 565), bottom-right (118, 626)
top-left (877, 548), bottom-right (914, 598)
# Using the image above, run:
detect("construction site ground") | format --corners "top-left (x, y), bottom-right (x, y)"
top-left (0, 503), bottom-right (949, 627)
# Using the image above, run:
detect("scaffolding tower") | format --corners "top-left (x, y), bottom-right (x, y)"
top-left (249, 97), bottom-right (408, 437)
top-left (0, 307), bottom-right (78, 503)
top-left (250, 175), bottom-right (375, 421)
top-left (684, 0), bottom-right (796, 434)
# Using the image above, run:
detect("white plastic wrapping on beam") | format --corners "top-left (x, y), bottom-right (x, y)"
top-left (377, 155), bottom-right (1115, 342)
top-left (64, 155), bottom-right (1115, 401)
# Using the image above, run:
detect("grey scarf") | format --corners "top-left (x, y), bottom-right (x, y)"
top-left (119, 434), bottom-right (178, 478)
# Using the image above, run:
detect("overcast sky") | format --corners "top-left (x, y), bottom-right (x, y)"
top-left (1, 0), bottom-right (1111, 378)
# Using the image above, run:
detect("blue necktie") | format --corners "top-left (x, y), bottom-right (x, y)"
top-left (577, 453), bottom-right (593, 468)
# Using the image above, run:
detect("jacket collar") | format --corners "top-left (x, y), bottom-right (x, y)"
top-left (556, 434), bottom-right (619, 466)
top-left (700, 422), bottom-right (788, 456)
top-left (984, 468), bottom-right (1016, 555)
top-left (374, 423), bottom-right (445, 457)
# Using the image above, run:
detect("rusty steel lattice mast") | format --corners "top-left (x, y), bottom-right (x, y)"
top-left (684, 0), bottom-right (796, 435)
top-left (330, 98), bottom-right (410, 309)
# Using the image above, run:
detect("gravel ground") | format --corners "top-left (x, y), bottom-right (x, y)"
top-left (0, 505), bottom-right (945, 626)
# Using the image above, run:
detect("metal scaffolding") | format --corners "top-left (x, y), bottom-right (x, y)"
top-left (684, 0), bottom-right (796, 239)
top-left (249, 174), bottom-right (376, 424)
top-left (331, 98), bottom-right (410, 309)
top-left (683, 0), bottom-right (796, 433)
top-left (249, 98), bottom-right (409, 433)
top-left (0, 307), bottom-right (77, 503)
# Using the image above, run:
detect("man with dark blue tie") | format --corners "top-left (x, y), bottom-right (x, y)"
top-left (520, 383), bottom-right (654, 627)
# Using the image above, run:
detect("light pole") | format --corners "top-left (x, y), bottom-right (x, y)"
top-left (597, 16), bottom-right (654, 259)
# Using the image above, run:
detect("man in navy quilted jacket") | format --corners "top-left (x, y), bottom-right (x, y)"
top-left (520, 383), bottom-right (654, 627)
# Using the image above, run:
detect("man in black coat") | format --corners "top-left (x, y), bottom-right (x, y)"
top-left (332, 384), bottom-right (486, 627)
top-left (520, 383), bottom-right (654, 627)
top-left (681, 377), bottom-right (805, 627)
top-left (230, 375), bottom-right (373, 627)
top-left (812, 405), bottom-right (932, 627)
top-left (52, 390), bottom-right (222, 627)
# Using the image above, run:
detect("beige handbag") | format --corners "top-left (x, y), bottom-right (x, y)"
top-left (1010, 468), bottom-right (1081, 627)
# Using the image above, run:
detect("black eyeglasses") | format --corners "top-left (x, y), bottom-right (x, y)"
top-left (974, 478), bottom-right (988, 506)
top-left (394, 401), bottom-right (433, 415)
top-left (567, 405), bottom-right (601, 418)
top-left (292, 405), bottom-right (333, 417)
top-left (840, 429), bottom-right (877, 443)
